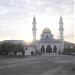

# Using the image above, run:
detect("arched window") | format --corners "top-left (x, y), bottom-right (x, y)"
top-left (41, 45), bottom-right (45, 53)
top-left (53, 45), bottom-right (57, 53)
top-left (46, 45), bottom-right (52, 54)
top-left (46, 35), bottom-right (48, 37)
top-left (42, 35), bottom-right (44, 37)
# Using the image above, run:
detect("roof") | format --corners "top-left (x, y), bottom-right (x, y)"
top-left (38, 37), bottom-right (62, 43)
top-left (64, 41), bottom-right (75, 46)
top-left (42, 27), bottom-right (51, 34)
top-left (0, 40), bottom-right (36, 47)
top-left (1, 40), bottom-right (26, 45)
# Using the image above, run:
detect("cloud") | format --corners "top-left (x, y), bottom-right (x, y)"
top-left (0, 6), bottom-right (9, 15)
top-left (65, 37), bottom-right (74, 43)
top-left (0, 0), bottom-right (74, 43)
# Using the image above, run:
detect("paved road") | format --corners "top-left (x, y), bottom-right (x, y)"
top-left (0, 55), bottom-right (74, 75)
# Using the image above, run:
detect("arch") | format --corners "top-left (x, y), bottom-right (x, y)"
top-left (46, 45), bottom-right (52, 53)
top-left (42, 35), bottom-right (44, 37)
top-left (41, 45), bottom-right (45, 53)
top-left (53, 45), bottom-right (57, 53)
top-left (46, 35), bottom-right (48, 37)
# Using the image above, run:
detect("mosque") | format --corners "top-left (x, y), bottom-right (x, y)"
top-left (29, 16), bottom-right (64, 55)
top-left (1, 16), bottom-right (75, 55)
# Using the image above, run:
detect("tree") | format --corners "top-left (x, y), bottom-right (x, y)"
top-left (21, 50), bottom-right (25, 56)
top-left (31, 51), bottom-right (34, 55)
top-left (16, 44), bottom-right (25, 55)
top-left (0, 42), bottom-right (9, 55)
top-left (10, 44), bottom-right (16, 55)
top-left (0, 42), bottom-right (15, 55)
top-left (41, 45), bottom-right (45, 53)
top-left (71, 46), bottom-right (75, 53)
top-left (46, 45), bottom-right (52, 55)
top-left (63, 46), bottom-right (73, 55)
top-left (0, 42), bottom-right (25, 56)
top-left (0, 44), bottom-right (3, 55)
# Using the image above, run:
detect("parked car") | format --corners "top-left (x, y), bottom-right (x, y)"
top-left (35, 52), bottom-right (42, 55)
top-left (71, 53), bottom-right (75, 56)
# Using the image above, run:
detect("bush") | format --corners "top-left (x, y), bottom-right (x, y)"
top-left (31, 51), bottom-right (34, 56)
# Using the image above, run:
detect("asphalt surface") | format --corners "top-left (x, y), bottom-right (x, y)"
top-left (0, 55), bottom-right (74, 75)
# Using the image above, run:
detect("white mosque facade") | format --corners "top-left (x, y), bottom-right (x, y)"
top-left (30, 16), bottom-right (64, 55)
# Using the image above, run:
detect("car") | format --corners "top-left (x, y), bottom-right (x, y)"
top-left (71, 53), bottom-right (75, 56)
top-left (35, 52), bottom-right (42, 55)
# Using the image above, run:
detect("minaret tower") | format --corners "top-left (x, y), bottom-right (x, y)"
top-left (32, 16), bottom-right (37, 42)
top-left (59, 16), bottom-right (64, 52)
top-left (59, 16), bottom-right (64, 41)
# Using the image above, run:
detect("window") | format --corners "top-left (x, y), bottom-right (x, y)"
top-left (41, 45), bottom-right (45, 53)
top-left (42, 35), bottom-right (44, 37)
top-left (46, 45), bottom-right (52, 53)
top-left (53, 45), bottom-right (57, 53)
top-left (46, 35), bottom-right (48, 37)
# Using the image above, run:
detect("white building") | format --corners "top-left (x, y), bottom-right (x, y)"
top-left (31, 16), bottom-right (64, 55)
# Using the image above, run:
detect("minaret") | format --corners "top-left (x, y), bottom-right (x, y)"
top-left (32, 16), bottom-right (37, 42)
top-left (59, 16), bottom-right (64, 52)
top-left (59, 16), bottom-right (64, 41)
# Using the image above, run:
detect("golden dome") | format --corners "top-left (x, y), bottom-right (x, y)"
top-left (42, 27), bottom-right (51, 34)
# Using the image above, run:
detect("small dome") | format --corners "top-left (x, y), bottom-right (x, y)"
top-left (42, 27), bottom-right (51, 34)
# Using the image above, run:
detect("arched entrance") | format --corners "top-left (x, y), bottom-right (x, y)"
top-left (41, 45), bottom-right (45, 53)
top-left (53, 45), bottom-right (57, 53)
top-left (46, 45), bottom-right (52, 54)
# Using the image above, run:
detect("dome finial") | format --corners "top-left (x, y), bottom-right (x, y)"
top-left (59, 16), bottom-right (63, 23)
top-left (33, 16), bottom-right (36, 22)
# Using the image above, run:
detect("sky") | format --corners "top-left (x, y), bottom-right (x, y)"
top-left (0, 0), bottom-right (74, 43)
